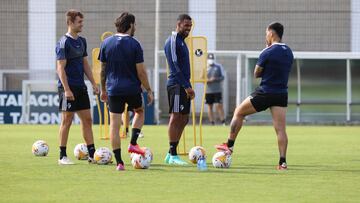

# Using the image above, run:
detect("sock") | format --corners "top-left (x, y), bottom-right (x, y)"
top-left (59, 146), bottom-right (67, 159)
top-left (130, 128), bottom-right (141, 145)
top-left (87, 144), bottom-right (95, 158)
top-left (279, 157), bottom-right (286, 165)
top-left (169, 141), bottom-right (179, 156)
top-left (211, 121), bottom-right (215, 125)
top-left (227, 139), bottom-right (235, 148)
top-left (113, 148), bottom-right (124, 165)
top-left (221, 120), bottom-right (226, 124)
top-left (126, 127), bottom-right (129, 133)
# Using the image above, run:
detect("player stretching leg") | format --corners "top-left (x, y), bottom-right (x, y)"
top-left (215, 22), bottom-right (293, 170)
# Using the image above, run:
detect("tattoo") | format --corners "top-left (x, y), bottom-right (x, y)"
top-left (100, 62), bottom-right (106, 90)
top-left (230, 120), bottom-right (237, 134)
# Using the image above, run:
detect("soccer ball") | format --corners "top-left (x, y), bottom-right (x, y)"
top-left (94, 147), bottom-right (112, 165)
top-left (188, 146), bottom-right (206, 164)
top-left (32, 140), bottom-right (49, 156)
top-left (131, 147), bottom-right (153, 169)
top-left (74, 143), bottom-right (89, 160)
top-left (212, 151), bottom-right (232, 168)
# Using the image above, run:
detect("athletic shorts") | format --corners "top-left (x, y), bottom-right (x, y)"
top-left (205, 92), bottom-right (223, 104)
top-left (107, 94), bottom-right (143, 114)
top-left (167, 84), bottom-right (191, 114)
top-left (58, 86), bottom-right (90, 112)
top-left (250, 88), bottom-right (288, 112)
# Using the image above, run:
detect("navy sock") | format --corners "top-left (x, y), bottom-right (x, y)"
top-left (279, 157), bottom-right (286, 165)
top-left (130, 128), bottom-right (141, 145)
top-left (169, 141), bottom-right (179, 156)
top-left (113, 148), bottom-right (124, 165)
top-left (87, 144), bottom-right (95, 158)
top-left (227, 139), bottom-right (235, 148)
top-left (59, 146), bottom-right (67, 159)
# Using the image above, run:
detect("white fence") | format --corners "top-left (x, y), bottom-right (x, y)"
top-left (155, 51), bottom-right (360, 123)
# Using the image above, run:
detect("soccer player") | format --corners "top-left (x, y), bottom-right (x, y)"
top-left (99, 12), bottom-right (153, 171)
top-left (164, 14), bottom-right (195, 165)
top-left (215, 22), bottom-right (294, 170)
top-left (206, 53), bottom-right (226, 126)
top-left (56, 9), bottom-right (99, 165)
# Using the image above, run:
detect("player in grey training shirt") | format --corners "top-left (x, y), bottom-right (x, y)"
top-left (205, 53), bottom-right (226, 125)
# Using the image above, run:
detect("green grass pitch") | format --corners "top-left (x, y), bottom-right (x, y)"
top-left (1, 125), bottom-right (360, 202)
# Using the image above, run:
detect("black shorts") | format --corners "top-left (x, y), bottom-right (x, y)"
top-left (167, 84), bottom-right (191, 114)
top-left (205, 93), bottom-right (222, 104)
top-left (107, 94), bottom-right (143, 114)
top-left (250, 88), bottom-right (288, 112)
top-left (58, 86), bottom-right (90, 112)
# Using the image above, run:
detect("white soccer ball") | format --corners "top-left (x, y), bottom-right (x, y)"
top-left (131, 147), bottom-right (153, 169)
top-left (94, 147), bottom-right (112, 165)
top-left (74, 143), bottom-right (89, 160)
top-left (188, 146), bottom-right (206, 164)
top-left (32, 140), bottom-right (49, 156)
top-left (212, 151), bottom-right (232, 168)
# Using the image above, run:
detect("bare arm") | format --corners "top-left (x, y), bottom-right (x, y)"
top-left (136, 63), bottom-right (151, 92)
top-left (254, 65), bottom-right (264, 78)
top-left (83, 57), bottom-right (99, 94)
top-left (57, 59), bottom-right (69, 90)
top-left (136, 62), bottom-right (154, 104)
top-left (56, 59), bottom-right (75, 100)
top-left (83, 57), bottom-right (96, 86)
top-left (100, 62), bottom-right (107, 102)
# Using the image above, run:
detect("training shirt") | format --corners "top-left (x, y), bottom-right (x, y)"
top-left (164, 31), bottom-right (191, 89)
top-left (256, 43), bottom-right (294, 93)
top-left (56, 33), bottom-right (88, 88)
top-left (206, 63), bottom-right (224, 94)
top-left (98, 34), bottom-right (144, 96)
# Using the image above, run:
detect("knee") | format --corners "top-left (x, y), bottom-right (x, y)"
top-left (233, 110), bottom-right (245, 121)
top-left (274, 126), bottom-right (286, 136)
top-left (61, 115), bottom-right (73, 128)
top-left (82, 116), bottom-right (93, 127)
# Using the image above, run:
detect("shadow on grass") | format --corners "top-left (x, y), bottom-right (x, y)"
top-left (149, 163), bottom-right (360, 174)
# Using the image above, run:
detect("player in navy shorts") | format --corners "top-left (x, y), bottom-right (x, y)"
top-left (215, 22), bottom-right (294, 170)
top-left (99, 12), bottom-right (153, 171)
top-left (56, 10), bottom-right (99, 165)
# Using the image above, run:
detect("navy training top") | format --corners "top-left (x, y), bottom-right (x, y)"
top-left (56, 34), bottom-right (88, 88)
top-left (256, 43), bottom-right (294, 93)
top-left (98, 34), bottom-right (144, 96)
top-left (164, 31), bottom-right (191, 89)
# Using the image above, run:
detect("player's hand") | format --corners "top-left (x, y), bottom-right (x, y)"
top-left (185, 88), bottom-right (195, 100)
top-left (147, 91), bottom-right (154, 106)
top-left (100, 90), bottom-right (108, 102)
top-left (92, 85), bottom-right (100, 95)
top-left (207, 77), bottom-right (215, 82)
top-left (64, 90), bottom-right (75, 101)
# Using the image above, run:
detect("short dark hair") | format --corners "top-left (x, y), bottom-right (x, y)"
top-left (268, 22), bottom-right (284, 39)
top-left (177, 14), bottom-right (192, 22)
top-left (115, 12), bottom-right (135, 33)
top-left (66, 9), bottom-right (83, 24)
